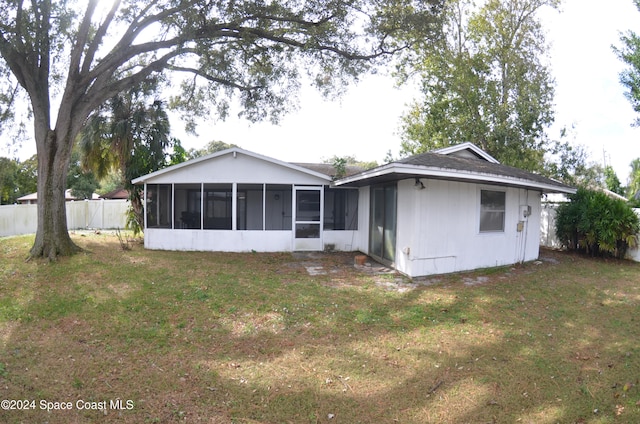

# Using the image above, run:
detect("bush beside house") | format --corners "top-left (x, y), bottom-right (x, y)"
top-left (555, 188), bottom-right (640, 259)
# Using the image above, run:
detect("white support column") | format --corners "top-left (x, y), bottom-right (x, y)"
top-left (232, 183), bottom-right (237, 230)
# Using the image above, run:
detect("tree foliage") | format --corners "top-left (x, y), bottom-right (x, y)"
top-left (629, 158), bottom-right (640, 199)
top-left (322, 154), bottom-right (378, 170)
top-left (399, 0), bottom-right (559, 172)
top-left (0, 155), bottom-right (37, 204)
top-left (615, 0), bottom-right (640, 126)
top-left (79, 83), bottom-right (186, 234)
top-left (555, 188), bottom-right (640, 259)
top-left (603, 165), bottom-right (624, 195)
top-left (187, 140), bottom-right (239, 159)
top-left (540, 125), bottom-right (605, 188)
top-left (0, 0), bottom-right (443, 259)
top-left (67, 150), bottom-right (99, 200)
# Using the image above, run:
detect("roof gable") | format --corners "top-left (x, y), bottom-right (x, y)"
top-left (432, 142), bottom-right (500, 163)
top-left (132, 147), bottom-right (333, 185)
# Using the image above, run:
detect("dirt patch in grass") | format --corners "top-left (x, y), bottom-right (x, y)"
top-left (1, 234), bottom-right (639, 423)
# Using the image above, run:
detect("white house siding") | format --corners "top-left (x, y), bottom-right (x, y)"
top-left (144, 228), bottom-right (364, 253)
top-left (144, 228), bottom-right (293, 252)
top-left (394, 179), bottom-right (542, 278)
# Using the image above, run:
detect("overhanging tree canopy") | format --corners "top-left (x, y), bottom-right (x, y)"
top-left (0, 0), bottom-right (442, 259)
top-left (399, 0), bottom-right (559, 172)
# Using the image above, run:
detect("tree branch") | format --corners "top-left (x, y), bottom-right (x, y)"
top-left (80, 0), bottom-right (120, 75)
top-left (166, 64), bottom-right (264, 91)
top-left (70, 0), bottom-right (99, 80)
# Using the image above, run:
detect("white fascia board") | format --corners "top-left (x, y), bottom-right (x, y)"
top-left (334, 163), bottom-right (577, 194)
top-left (131, 147), bottom-right (332, 185)
top-left (332, 163), bottom-right (397, 185)
top-left (432, 142), bottom-right (500, 163)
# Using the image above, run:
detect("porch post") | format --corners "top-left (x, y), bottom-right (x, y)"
top-left (232, 183), bottom-right (237, 231)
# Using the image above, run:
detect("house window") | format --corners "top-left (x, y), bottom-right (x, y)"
top-left (174, 184), bottom-right (201, 229)
top-left (324, 187), bottom-right (358, 230)
top-left (146, 184), bottom-right (172, 228)
top-left (204, 184), bottom-right (232, 229)
top-left (237, 184), bottom-right (264, 230)
top-left (480, 190), bottom-right (505, 232)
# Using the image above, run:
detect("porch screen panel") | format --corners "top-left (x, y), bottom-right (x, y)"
top-left (324, 187), bottom-right (358, 230)
top-left (146, 184), bottom-right (172, 228)
top-left (174, 184), bottom-right (202, 229)
top-left (237, 184), bottom-right (263, 230)
top-left (265, 185), bottom-right (292, 230)
top-left (204, 184), bottom-right (232, 229)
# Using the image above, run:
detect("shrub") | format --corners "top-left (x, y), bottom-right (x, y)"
top-left (555, 188), bottom-right (640, 258)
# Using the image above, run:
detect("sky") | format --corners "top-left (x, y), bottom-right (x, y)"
top-left (173, 0), bottom-right (640, 181)
top-left (8, 0), bottom-right (640, 183)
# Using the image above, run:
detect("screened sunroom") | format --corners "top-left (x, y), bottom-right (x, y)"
top-left (134, 148), bottom-right (363, 252)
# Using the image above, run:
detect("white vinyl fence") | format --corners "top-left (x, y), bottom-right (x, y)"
top-left (540, 203), bottom-right (640, 262)
top-left (0, 199), bottom-right (128, 237)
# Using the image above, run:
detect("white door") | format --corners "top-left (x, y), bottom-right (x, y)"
top-left (293, 186), bottom-right (323, 251)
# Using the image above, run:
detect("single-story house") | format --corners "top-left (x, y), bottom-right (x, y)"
top-left (99, 188), bottom-right (130, 200)
top-left (17, 189), bottom-right (99, 204)
top-left (132, 143), bottom-right (575, 278)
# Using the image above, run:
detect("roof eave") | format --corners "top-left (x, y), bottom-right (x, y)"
top-left (334, 164), bottom-right (576, 194)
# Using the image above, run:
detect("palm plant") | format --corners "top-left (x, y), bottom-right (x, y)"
top-left (79, 80), bottom-right (178, 234)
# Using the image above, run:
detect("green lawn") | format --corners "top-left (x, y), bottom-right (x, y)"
top-left (0, 233), bottom-right (639, 423)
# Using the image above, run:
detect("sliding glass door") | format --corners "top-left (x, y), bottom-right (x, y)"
top-left (369, 183), bottom-right (397, 263)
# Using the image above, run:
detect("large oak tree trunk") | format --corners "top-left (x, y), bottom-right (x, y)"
top-left (29, 129), bottom-right (80, 260)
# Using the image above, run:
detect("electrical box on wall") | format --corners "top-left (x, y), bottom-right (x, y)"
top-left (520, 205), bottom-right (532, 220)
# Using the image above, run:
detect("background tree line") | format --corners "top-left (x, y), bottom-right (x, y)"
top-left (3, 0), bottom-right (640, 258)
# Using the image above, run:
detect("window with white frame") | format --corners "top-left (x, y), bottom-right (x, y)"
top-left (479, 190), bottom-right (505, 232)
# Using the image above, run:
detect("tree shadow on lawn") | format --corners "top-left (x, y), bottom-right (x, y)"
top-left (191, 271), bottom-right (640, 423)
top-left (0, 239), bottom-right (639, 423)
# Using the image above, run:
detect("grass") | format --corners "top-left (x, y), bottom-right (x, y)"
top-left (0, 232), bottom-right (639, 423)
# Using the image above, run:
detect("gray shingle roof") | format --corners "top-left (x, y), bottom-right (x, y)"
top-left (397, 152), bottom-right (572, 190)
top-left (293, 163), bottom-right (365, 178)
top-left (334, 151), bottom-right (575, 194)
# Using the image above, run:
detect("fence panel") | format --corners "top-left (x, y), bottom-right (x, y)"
top-left (540, 204), bottom-right (562, 248)
top-left (0, 200), bottom-right (128, 237)
top-left (0, 204), bottom-right (37, 237)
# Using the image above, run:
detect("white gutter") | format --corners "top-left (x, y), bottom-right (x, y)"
top-left (333, 163), bottom-right (576, 194)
